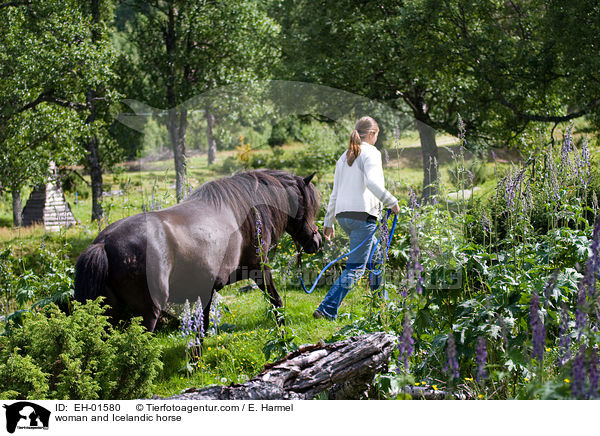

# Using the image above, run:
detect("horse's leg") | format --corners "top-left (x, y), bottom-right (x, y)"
top-left (253, 266), bottom-right (283, 308)
top-left (140, 304), bottom-right (162, 332)
top-left (253, 267), bottom-right (285, 325)
top-left (202, 292), bottom-right (214, 337)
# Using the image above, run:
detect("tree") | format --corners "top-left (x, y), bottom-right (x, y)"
top-left (272, 0), bottom-right (600, 202)
top-left (0, 0), bottom-right (115, 225)
top-left (123, 0), bottom-right (280, 201)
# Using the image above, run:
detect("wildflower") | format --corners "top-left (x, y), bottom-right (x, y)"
top-left (564, 378), bottom-right (570, 384)
top-left (408, 187), bottom-right (420, 212)
top-left (443, 333), bottom-right (460, 380)
top-left (475, 336), bottom-right (487, 382)
top-left (397, 315), bottom-right (415, 371)
top-left (432, 385), bottom-right (438, 391)
top-left (378, 217), bottom-right (390, 263)
top-left (543, 270), bottom-right (559, 306)
top-left (571, 347), bottom-right (587, 399)
top-left (588, 348), bottom-right (599, 399)
top-left (578, 138), bottom-right (591, 188)
top-left (558, 305), bottom-right (571, 368)
top-left (180, 300), bottom-right (193, 338)
top-left (561, 127), bottom-right (574, 177)
top-left (529, 293), bottom-right (545, 362)
top-left (478, 394), bottom-right (484, 399)
top-left (481, 210), bottom-right (491, 234)
top-left (191, 296), bottom-right (204, 337)
top-left (405, 224), bottom-right (424, 295)
top-left (253, 206), bottom-right (263, 255)
top-left (210, 302), bottom-right (222, 336)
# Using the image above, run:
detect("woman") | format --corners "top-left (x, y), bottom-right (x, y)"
top-left (314, 116), bottom-right (400, 320)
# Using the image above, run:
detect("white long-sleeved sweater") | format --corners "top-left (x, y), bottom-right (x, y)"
top-left (323, 141), bottom-right (398, 228)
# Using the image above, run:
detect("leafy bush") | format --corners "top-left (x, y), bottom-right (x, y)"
top-left (0, 299), bottom-right (162, 400)
top-left (1, 242), bottom-right (74, 321)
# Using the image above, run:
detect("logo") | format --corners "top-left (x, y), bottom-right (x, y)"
top-left (3, 402), bottom-right (50, 434)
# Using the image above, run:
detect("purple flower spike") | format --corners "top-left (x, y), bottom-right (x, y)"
top-left (558, 304), bottom-right (571, 367)
top-left (475, 336), bottom-right (487, 382)
top-left (253, 207), bottom-right (263, 255)
top-left (397, 316), bottom-right (415, 371)
top-left (571, 348), bottom-right (587, 399)
top-left (588, 348), bottom-right (599, 399)
top-left (443, 333), bottom-right (460, 380)
top-left (406, 225), bottom-right (424, 295)
top-left (481, 210), bottom-right (491, 234)
top-left (180, 300), bottom-right (192, 338)
top-left (529, 293), bottom-right (545, 362)
top-left (191, 296), bottom-right (204, 339)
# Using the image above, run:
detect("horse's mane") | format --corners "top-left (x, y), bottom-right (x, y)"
top-left (187, 169), bottom-right (319, 240)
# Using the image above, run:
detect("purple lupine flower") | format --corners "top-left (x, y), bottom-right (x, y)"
top-left (397, 315), bottom-right (415, 371)
top-left (503, 170), bottom-right (522, 212)
top-left (529, 293), bottom-right (545, 361)
top-left (180, 300), bottom-right (192, 338)
top-left (580, 138), bottom-right (590, 186)
top-left (558, 303), bottom-right (571, 367)
top-left (588, 348), bottom-right (599, 399)
top-left (475, 336), bottom-right (487, 382)
top-left (190, 296), bottom-right (204, 339)
top-left (481, 210), bottom-right (491, 234)
top-left (575, 287), bottom-right (588, 339)
top-left (409, 187), bottom-right (420, 211)
top-left (561, 127), bottom-right (574, 176)
top-left (210, 301), bottom-right (222, 336)
top-left (571, 347), bottom-right (587, 399)
top-left (254, 207), bottom-right (263, 255)
top-left (378, 216), bottom-right (390, 263)
top-left (406, 225), bottom-right (424, 295)
top-left (543, 269), bottom-right (559, 306)
top-left (443, 333), bottom-right (460, 380)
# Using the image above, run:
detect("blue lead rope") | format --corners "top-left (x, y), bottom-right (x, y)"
top-left (298, 209), bottom-right (398, 294)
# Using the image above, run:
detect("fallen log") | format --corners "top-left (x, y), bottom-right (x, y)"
top-left (161, 332), bottom-right (396, 400)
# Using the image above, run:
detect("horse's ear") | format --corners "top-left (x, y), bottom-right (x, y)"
top-left (303, 172), bottom-right (316, 185)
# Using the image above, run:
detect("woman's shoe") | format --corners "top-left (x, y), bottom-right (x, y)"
top-left (313, 309), bottom-right (334, 321)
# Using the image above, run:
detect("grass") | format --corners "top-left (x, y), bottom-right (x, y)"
top-left (0, 129), bottom-right (517, 396)
top-left (151, 281), bottom-right (374, 396)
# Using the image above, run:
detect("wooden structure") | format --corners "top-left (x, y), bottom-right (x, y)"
top-left (22, 163), bottom-right (77, 231)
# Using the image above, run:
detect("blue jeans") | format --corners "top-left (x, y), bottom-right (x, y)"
top-left (317, 217), bottom-right (380, 319)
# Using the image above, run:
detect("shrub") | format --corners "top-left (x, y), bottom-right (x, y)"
top-left (0, 299), bottom-right (162, 400)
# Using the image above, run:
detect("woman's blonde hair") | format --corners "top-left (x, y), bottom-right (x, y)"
top-left (347, 116), bottom-right (378, 166)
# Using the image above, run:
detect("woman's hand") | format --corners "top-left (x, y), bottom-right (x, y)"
top-left (390, 203), bottom-right (400, 214)
top-left (323, 226), bottom-right (335, 242)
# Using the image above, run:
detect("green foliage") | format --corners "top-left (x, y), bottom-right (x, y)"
top-left (0, 300), bottom-right (162, 400)
top-left (0, 242), bottom-right (74, 320)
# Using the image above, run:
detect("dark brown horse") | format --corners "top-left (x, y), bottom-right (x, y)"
top-left (74, 169), bottom-right (322, 332)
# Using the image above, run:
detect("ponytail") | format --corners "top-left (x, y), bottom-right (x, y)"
top-left (346, 116), bottom-right (379, 167)
top-left (347, 129), bottom-right (361, 166)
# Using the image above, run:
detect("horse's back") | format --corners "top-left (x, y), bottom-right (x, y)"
top-left (146, 203), bottom-right (243, 307)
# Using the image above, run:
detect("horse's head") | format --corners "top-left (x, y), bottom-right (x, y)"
top-left (286, 172), bottom-right (322, 254)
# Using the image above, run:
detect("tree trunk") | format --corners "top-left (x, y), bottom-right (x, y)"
top-left (86, 0), bottom-right (104, 223)
top-left (206, 107), bottom-right (217, 165)
top-left (168, 107), bottom-right (188, 202)
top-left (165, 3), bottom-right (188, 202)
top-left (11, 184), bottom-right (22, 227)
top-left (416, 119), bottom-right (439, 204)
top-left (87, 134), bottom-right (104, 222)
top-left (159, 332), bottom-right (396, 400)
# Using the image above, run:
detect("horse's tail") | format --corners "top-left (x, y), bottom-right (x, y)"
top-left (74, 243), bottom-right (108, 303)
